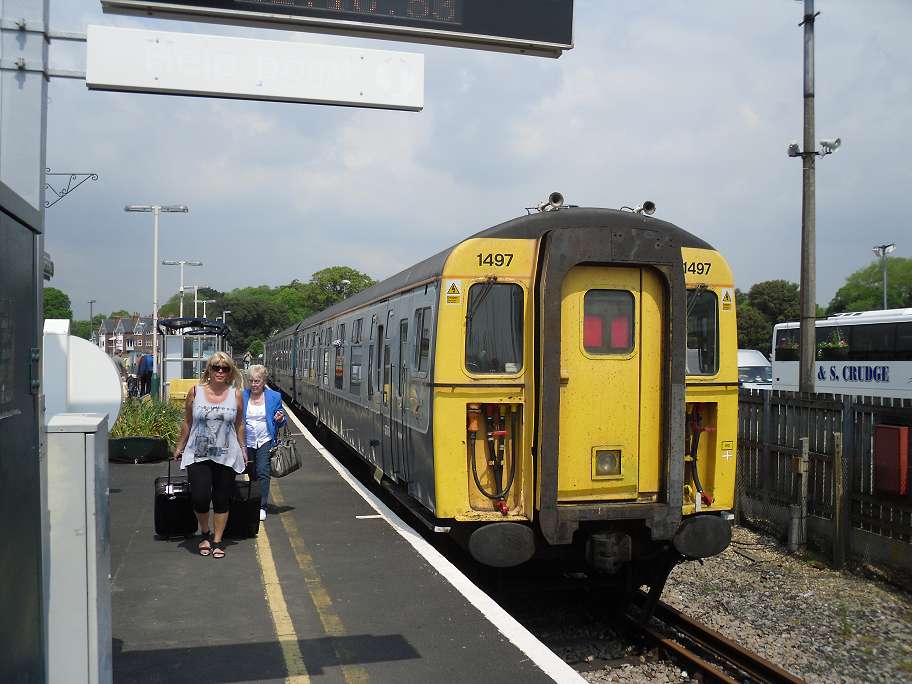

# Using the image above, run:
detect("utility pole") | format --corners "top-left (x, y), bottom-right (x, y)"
top-left (798, 0), bottom-right (817, 394)
top-left (89, 299), bottom-right (96, 343)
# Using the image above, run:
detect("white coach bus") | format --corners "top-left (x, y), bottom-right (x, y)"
top-left (772, 308), bottom-right (912, 398)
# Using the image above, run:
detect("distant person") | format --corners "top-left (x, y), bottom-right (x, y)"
top-left (173, 352), bottom-right (247, 559)
top-left (243, 351), bottom-right (252, 370)
top-left (137, 353), bottom-right (153, 396)
top-left (121, 353), bottom-right (130, 379)
top-left (243, 365), bottom-right (286, 521)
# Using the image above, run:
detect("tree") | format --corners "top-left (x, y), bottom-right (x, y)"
top-left (301, 266), bottom-right (376, 312)
top-left (43, 287), bottom-right (72, 319)
top-left (736, 304), bottom-right (771, 353)
top-left (70, 320), bottom-right (93, 340)
top-left (745, 280), bottom-right (800, 325)
top-left (159, 287), bottom-right (224, 318)
top-left (827, 257), bottom-right (912, 314)
top-left (221, 297), bottom-right (288, 355)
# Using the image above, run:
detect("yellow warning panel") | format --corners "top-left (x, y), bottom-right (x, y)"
top-left (721, 289), bottom-right (733, 311)
top-left (445, 279), bottom-right (462, 305)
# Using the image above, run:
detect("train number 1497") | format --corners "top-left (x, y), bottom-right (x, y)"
top-left (684, 261), bottom-right (712, 275)
top-left (477, 253), bottom-right (514, 267)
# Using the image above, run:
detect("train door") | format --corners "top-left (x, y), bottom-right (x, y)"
top-left (380, 309), bottom-right (394, 476)
top-left (557, 266), bottom-right (664, 502)
top-left (392, 317), bottom-right (410, 482)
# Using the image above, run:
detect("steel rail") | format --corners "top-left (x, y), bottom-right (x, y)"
top-left (629, 595), bottom-right (805, 684)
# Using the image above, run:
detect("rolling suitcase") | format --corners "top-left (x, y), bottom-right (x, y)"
top-left (154, 461), bottom-right (197, 537)
top-left (224, 477), bottom-right (261, 538)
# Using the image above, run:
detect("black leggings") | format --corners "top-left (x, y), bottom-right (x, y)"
top-left (187, 460), bottom-right (235, 514)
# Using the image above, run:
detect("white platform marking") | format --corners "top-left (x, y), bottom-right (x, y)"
top-left (284, 404), bottom-right (585, 684)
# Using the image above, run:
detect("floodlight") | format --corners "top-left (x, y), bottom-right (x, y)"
top-left (819, 138), bottom-right (841, 154)
top-left (787, 142), bottom-right (801, 158)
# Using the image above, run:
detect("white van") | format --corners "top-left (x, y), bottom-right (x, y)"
top-left (738, 349), bottom-right (772, 389)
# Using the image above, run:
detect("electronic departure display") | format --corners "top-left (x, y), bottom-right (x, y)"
top-left (101, 0), bottom-right (574, 57)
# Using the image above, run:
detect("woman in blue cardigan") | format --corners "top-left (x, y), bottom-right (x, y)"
top-left (243, 364), bottom-right (287, 520)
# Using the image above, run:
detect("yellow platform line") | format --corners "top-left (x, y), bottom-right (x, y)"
top-left (272, 482), bottom-right (369, 684)
top-left (255, 525), bottom-right (310, 684)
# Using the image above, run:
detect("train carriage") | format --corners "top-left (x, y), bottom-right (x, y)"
top-left (266, 196), bottom-right (738, 600)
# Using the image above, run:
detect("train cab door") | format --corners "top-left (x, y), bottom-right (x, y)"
top-left (392, 317), bottom-right (410, 483)
top-left (557, 265), bottom-right (664, 502)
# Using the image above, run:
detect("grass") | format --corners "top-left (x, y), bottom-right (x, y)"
top-left (111, 398), bottom-right (184, 448)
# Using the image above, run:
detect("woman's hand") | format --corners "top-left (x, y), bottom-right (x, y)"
top-left (274, 409), bottom-right (285, 423)
top-left (173, 449), bottom-right (183, 462)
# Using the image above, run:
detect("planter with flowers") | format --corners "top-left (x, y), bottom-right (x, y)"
top-left (816, 330), bottom-right (849, 361)
top-left (109, 397), bottom-right (183, 464)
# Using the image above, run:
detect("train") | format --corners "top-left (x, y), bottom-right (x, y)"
top-left (266, 194), bottom-right (738, 600)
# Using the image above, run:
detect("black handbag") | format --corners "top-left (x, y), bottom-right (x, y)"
top-left (270, 426), bottom-right (302, 478)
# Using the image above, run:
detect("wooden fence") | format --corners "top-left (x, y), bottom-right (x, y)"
top-left (737, 389), bottom-right (912, 575)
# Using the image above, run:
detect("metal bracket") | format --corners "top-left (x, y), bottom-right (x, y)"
top-left (29, 348), bottom-right (41, 395)
top-left (0, 18), bottom-right (86, 42)
top-left (0, 59), bottom-right (85, 80)
top-left (44, 170), bottom-right (99, 208)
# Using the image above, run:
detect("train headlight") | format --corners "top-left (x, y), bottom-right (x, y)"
top-left (593, 449), bottom-right (621, 478)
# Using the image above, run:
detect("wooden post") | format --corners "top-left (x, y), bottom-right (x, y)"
top-left (833, 432), bottom-right (845, 570)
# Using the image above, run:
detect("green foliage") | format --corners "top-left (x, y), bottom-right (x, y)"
top-left (736, 303), bottom-right (770, 352)
top-left (110, 309), bottom-right (130, 318)
top-left (110, 398), bottom-right (184, 448)
top-left (736, 280), bottom-right (801, 356)
top-left (221, 296), bottom-right (288, 354)
top-left (302, 266), bottom-right (376, 312)
top-left (43, 286), bottom-right (72, 320)
top-left (70, 320), bottom-right (93, 340)
top-left (248, 340), bottom-right (264, 356)
top-left (159, 287), bottom-right (224, 318)
top-left (827, 257), bottom-right (912, 314)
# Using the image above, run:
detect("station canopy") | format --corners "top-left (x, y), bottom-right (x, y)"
top-left (101, 0), bottom-right (574, 58)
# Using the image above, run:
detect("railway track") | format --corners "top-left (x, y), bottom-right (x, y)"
top-left (289, 402), bottom-right (805, 684)
top-left (628, 594), bottom-right (805, 684)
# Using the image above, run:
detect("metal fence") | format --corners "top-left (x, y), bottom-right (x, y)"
top-left (737, 389), bottom-right (912, 575)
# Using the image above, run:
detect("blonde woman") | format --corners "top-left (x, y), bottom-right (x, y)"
top-left (173, 352), bottom-right (247, 559)
top-left (242, 365), bottom-right (286, 521)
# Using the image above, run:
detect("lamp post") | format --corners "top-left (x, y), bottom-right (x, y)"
top-left (221, 310), bottom-right (232, 354)
top-left (162, 259), bottom-right (203, 318)
top-left (88, 299), bottom-right (96, 343)
top-left (200, 299), bottom-right (216, 319)
top-left (125, 204), bottom-right (189, 400)
top-left (872, 243), bottom-right (896, 310)
top-left (190, 285), bottom-right (207, 318)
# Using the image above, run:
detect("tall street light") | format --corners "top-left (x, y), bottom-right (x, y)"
top-left (125, 204), bottom-right (189, 399)
top-left (200, 299), bottom-right (217, 319)
top-left (872, 243), bottom-right (896, 310)
top-left (162, 259), bottom-right (203, 318)
top-left (88, 299), bottom-right (97, 343)
top-left (190, 284), bottom-right (208, 318)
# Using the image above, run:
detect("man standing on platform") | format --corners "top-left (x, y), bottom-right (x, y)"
top-left (137, 353), bottom-right (153, 396)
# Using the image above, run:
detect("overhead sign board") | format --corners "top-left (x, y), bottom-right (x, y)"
top-left (86, 25), bottom-right (424, 111)
top-left (100, 0), bottom-right (574, 58)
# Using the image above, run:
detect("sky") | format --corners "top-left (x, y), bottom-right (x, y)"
top-left (44, 1), bottom-right (912, 320)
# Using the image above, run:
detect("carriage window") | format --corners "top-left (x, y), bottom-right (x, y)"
top-left (334, 325), bottom-right (345, 390)
top-left (352, 318), bottom-right (363, 344)
top-left (465, 283), bottom-right (524, 374)
top-left (583, 290), bottom-right (634, 354)
top-left (686, 288), bottom-right (719, 376)
top-left (775, 327), bottom-right (800, 362)
top-left (415, 307), bottom-right (432, 374)
top-left (349, 346), bottom-right (362, 395)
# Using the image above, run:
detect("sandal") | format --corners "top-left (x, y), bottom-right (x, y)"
top-left (198, 532), bottom-right (212, 557)
top-left (211, 542), bottom-right (225, 559)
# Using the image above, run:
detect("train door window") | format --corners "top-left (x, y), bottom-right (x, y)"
top-left (465, 282), bottom-right (524, 374)
top-left (367, 344), bottom-right (375, 398)
top-left (383, 344), bottom-right (391, 405)
top-left (686, 288), bottom-right (719, 375)
top-left (414, 307), bottom-right (432, 374)
top-left (385, 310), bottom-right (394, 339)
top-left (583, 291), bottom-right (634, 354)
top-left (350, 346), bottom-right (363, 395)
top-left (322, 349), bottom-right (329, 386)
top-left (335, 324), bottom-right (345, 390)
top-left (370, 314), bottom-right (376, 341)
top-left (398, 319), bottom-right (409, 395)
top-left (352, 318), bottom-right (363, 344)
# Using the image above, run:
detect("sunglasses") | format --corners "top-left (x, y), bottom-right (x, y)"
top-left (211, 365), bottom-right (230, 373)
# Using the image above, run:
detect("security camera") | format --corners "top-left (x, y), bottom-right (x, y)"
top-left (819, 137), bottom-right (841, 154)
top-left (787, 142), bottom-right (801, 158)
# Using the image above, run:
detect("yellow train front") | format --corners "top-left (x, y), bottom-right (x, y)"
top-left (266, 200), bottom-right (737, 597)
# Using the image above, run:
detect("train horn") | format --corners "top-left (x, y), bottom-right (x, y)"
top-left (538, 191), bottom-right (564, 212)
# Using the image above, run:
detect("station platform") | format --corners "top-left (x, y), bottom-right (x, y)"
top-left (109, 414), bottom-right (582, 683)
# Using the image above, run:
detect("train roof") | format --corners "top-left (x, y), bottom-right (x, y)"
top-left (277, 207), bottom-right (714, 334)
